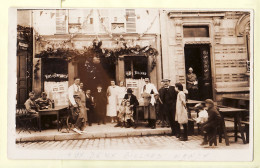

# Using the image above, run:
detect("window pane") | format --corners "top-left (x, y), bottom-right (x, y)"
top-left (183, 26), bottom-right (209, 37)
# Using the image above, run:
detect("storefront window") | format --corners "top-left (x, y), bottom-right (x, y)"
top-left (42, 58), bottom-right (69, 106)
top-left (183, 26), bottom-right (209, 37)
top-left (124, 56), bottom-right (148, 79)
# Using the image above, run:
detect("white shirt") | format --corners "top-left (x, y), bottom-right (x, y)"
top-left (141, 83), bottom-right (158, 105)
top-left (68, 83), bottom-right (80, 106)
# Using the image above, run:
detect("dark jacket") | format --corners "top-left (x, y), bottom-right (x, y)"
top-left (85, 94), bottom-right (94, 110)
top-left (123, 94), bottom-right (139, 111)
top-left (93, 91), bottom-right (107, 114)
top-left (202, 106), bottom-right (221, 127)
top-left (160, 86), bottom-right (177, 105)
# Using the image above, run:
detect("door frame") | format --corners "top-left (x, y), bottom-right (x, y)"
top-left (184, 43), bottom-right (215, 100)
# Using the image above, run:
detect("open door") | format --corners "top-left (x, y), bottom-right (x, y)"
top-left (184, 44), bottom-right (213, 100)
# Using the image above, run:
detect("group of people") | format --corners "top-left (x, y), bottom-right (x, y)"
top-left (24, 75), bottom-right (221, 145)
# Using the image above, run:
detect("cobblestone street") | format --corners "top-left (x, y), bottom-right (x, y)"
top-left (16, 135), bottom-right (249, 150)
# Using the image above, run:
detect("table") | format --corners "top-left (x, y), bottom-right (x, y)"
top-left (38, 105), bottom-right (68, 132)
top-left (222, 95), bottom-right (249, 109)
top-left (186, 99), bottom-right (205, 118)
top-left (218, 107), bottom-right (248, 146)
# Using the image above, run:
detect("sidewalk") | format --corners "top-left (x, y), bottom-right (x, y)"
top-left (16, 121), bottom-right (235, 142)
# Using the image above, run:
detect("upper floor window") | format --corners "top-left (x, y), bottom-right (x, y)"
top-left (125, 9), bottom-right (136, 33)
top-left (183, 25), bottom-right (209, 37)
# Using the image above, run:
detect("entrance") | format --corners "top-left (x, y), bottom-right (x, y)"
top-left (78, 57), bottom-right (116, 92)
top-left (184, 44), bottom-right (213, 100)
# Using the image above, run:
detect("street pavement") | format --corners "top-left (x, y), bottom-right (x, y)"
top-left (16, 135), bottom-right (249, 150)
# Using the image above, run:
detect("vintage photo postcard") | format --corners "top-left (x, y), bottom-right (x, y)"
top-left (8, 8), bottom-right (253, 161)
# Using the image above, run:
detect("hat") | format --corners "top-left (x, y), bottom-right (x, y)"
top-left (144, 78), bottom-right (150, 81)
top-left (161, 79), bottom-right (171, 82)
top-left (127, 88), bottom-right (133, 93)
top-left (205, 99), bottom-right (214, 105)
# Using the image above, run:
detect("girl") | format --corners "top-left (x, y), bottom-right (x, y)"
top-left (124, 100), bottom-right (135, 128)
top-left (114, 100), bottom-right (126, 127)
top-left (175, 83), bottom-right (188, 141)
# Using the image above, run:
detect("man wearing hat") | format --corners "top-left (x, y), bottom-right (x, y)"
top-left (160, 78), bottom-right (178, 136)
top-left (123, 88), bottom-right (139, 128)
top-left (141, 78), bottom-right (158, 129)
top-left (93, 85), bottom-right (107, 125)
top-left (68, 77), bottom-right (86, 134)
top-left (24, 92), bottom-right (38, 113)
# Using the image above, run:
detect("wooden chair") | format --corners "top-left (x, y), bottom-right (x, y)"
top-left (16, 108), bottom-right (39, 134)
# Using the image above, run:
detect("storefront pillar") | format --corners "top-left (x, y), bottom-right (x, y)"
top-left (32, 58), bottom-right (42, 96)
top-left (68, 61), bottom-right (78, 86)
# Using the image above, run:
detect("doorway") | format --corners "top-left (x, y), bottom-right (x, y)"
top-left (78, 57), bottom-right (116, 92)
top-left (184, 44), bottom-right (213, 100)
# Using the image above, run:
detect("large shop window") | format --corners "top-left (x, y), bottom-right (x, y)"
top-left (124, 56), bottom-right (148, 79)
top-left (183, 26), bottom-right (209, 37)
top-left (42, 58), bottom-right (68, 106)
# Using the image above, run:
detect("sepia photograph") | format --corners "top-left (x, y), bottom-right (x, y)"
top-left (9, 8), bottom-right (253, 160)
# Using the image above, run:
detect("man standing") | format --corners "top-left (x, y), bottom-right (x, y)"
top-left (68, 77), bottom-right (85, 134)
top-left (141, 78), bottom-right (158, 129)
top-left (85, 89), bottom-right (94, 126)
top-left (93, 85), bottom-right (107, 125)
top-left (160, 79), bottom-right (178, 136)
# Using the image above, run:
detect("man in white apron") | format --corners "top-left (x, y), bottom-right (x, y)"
top-left (141, 78), bottom-right (158, 129)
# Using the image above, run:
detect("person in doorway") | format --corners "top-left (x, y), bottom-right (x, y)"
top-left (200, 99), bottom-right (221, 146)
top-left (160, 79), bottom-right (178, 136)
top-left (85, 89), bottom-right (94, 126)
top-left (35, 92), bottom-right (52, 110)
top-left (175, 83), bottom-right (188, 141)
top-left (94, 85), bottom-right (107, 125)
top-left (186, 67), bottom-right (199, 100)
top-left (106, 80), bottom-right (119, 123)
top-left (141, 78), bottom-right (158, 129)
top-left (24, 92), bottom-right (38, 114)
top-left (68, 77), bottom-right (86, 134)
top-left (123, 88), bottom-right (139, 128)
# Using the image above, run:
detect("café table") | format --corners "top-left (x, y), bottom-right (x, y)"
top-left (222, 95), bottom-right (249, 109)
top-left (37, 105), bottom-right (68, 132)
top-left (218, 107), bottom-right (248, 146)
top-left (186, 99), bottom-right (205, 118)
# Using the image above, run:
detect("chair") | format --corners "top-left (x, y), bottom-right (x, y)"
top-left (16, 108), bottom-right (39, 134)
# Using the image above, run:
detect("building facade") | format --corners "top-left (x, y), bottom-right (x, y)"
top-left (160, 10), bottom-right (250, 102)
top-left (16, 9), bottom-right (251, 107)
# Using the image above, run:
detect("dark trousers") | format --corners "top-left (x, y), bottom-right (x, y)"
top-left (164, 103), bottom-right (178, 135)
top-left (87, 108), bottom-right (94, 125)
top-left (159, 105), bottom-right (169, 126)
top-left (176, 123), bottom-right (188, 138)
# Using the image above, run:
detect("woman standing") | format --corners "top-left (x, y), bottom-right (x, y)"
top-left (117, 81), bottom-right (127, 110)
top-left (106, 80), bottom-right (119, 123)
top-left (175, 83), bottom-right (188, 141)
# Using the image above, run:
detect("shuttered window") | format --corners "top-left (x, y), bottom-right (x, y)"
top-left (56, 10), bottom-right (67, 34)
top-left (125, 9), bottom-right (136, 33)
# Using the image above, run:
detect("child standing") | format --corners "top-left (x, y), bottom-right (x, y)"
top-left (114, 100), bottom-right (126, 127)
top-left (124, 101), bottom-right (135, 128)
top-left (175, 83), bottom-right (188, 141)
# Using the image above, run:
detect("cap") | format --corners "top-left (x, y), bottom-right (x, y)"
top-left (29, 92), bottom-right (35, 96)
top-left (161, 79), bottom-right (171, 82)
top-left (127, 88), bottom-right (133, 93)
top-left (205, 99), bottom-right (214, 105)
top-left (144, 78), bottom-right (150, 81)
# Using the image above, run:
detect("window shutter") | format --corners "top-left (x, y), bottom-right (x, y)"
top-left (126, 9), bottom-right (136, 33)
top-left (56, 10), bottom-right (67, 34)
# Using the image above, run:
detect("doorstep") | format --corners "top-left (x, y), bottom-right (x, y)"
top-left (16, 121), bottom-right (235, 142)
